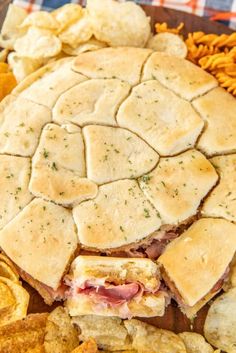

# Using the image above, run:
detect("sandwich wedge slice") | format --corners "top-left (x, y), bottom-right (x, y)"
top-left (65, 256), bottom-right (168, 319)
top-left (158, 218), bottom-right (236, 318)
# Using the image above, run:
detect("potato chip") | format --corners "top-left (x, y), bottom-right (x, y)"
top-left (0, 281), bottom-right (15, 311)
top-left (73, 315), bottom-right (132, 351)
top-left (124, 319), bottom-right (187, 353)
top-left (178, 332), bottom-right (214, 353)
top-left (103, 351), bottom-right (136, 353)
top-left (52, 4), bottom-right (83, 32)
top-left (0, 49), bottom-right (9, 63)
top-left (0, 313), bottom-right (48, 353)
top-left (0, 254), bottom-right (19, 277)
top-left (71, 339), bottom-right (98, 353)
top-left (62, 38), bottom-right (107, 56)
top-left (146, 33), bottom-right (187, 58)
top-left (204, 288), bottom-right (236, 353)
top-left (8, 52), bottom-right (44, 82)
top-left (20, 11), bottom-right (59, 31)
top-left (0, 277), bottom-right (29, 326)
top-left (87, 0), bottom-right (151, 47)
top-left (0, 260), bottom-right (20, 283)
top-left (44, 306), bottom-right (80, 353)
top-left (0, 4), bottom-right (27, 50)
top-left (14, 27), bottom-right (62, 59)
top-left (0, 72), bottom-right (17, 101)
top-left (59, 9), bottom-right (93, 48)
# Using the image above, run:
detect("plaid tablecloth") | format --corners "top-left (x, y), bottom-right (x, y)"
top-left (13, 0), bottom-right (236, 29)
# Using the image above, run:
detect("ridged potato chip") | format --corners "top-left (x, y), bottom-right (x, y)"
top-left (0, 313), bottom-right (48, 353)
top-left (62, 38), bottom-right (107, 56)
top-left (59, 10), bottom-right (93, 48)
top-left (52, 4), bottom-right (83, 32)
top-left (20, 11), bottom-right (59, 31)
top-left (8, 52), bottom-right (44, 82)
top-left (178, 332), bottom-right (214, 353)
top-left (44, 306), bottom-right (79, 353)
top-left (14, 27), bottom-right (62, 59)
top-left (87, 0), bottom-right (151, 47)
top-left (0, 4), bottom-right (27, 50)
top-left (204, 288), bottom-right (236, 353)
top-left (0, 277), bottom-right (29, 326)
top-left (71, 339), bottom-right (98, 353)
top-left (146, 33), bottom-right (187, 58)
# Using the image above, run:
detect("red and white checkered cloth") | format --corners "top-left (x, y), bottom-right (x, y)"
top-left (13, 0), bottom-right (236, 29)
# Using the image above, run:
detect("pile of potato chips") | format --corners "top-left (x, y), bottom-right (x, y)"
top-left (0, 253), bottom-right (29, 327)
top-left (0, 0), bottom-right (153, 83)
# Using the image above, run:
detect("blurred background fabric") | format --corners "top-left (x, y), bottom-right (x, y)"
top-left (12, 0), bottom-right (236, 29)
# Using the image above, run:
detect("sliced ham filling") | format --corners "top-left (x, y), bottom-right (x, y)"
top-left (17, 267), bottom-right (67, 305)
top-left (77, 282), bottom-right (142, 307)
top-left (110, 229), bottom-right (179, 260)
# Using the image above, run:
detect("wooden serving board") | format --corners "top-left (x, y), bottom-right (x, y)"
top-left (0, 1), bottom-right (233, 335)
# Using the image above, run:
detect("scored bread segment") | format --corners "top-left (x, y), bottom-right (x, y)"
top-left (193, 87), bottom-right (236, 156)
top-left (0, 95), bottom-right (51, 157)
top-left (117, 80), bottom-right (204, 156)
top-left (13, 58), bottom-right (88, 109)
top-left (0, 155), bottom-right (33, 230)
top-left (53, 79), bottom-right (131, 127)
top-left (30, 123), bottom-right (97, 206)
top-left (73, 179), bottom-right (162, 250)
top-left (202, 154), bottom-right (236, 222)
top-left (0, 198), bottom-right (78, 290)
top-left (83, 125), bottom-right (159, 184)
top-left (72, 47), bottom-right (152, 85)
top-left (142, 52), bottom-right (218, 100)
top-left (139, 149), bottom-right (218, 225)
top-left (158, 218), bottom-right (236, 307)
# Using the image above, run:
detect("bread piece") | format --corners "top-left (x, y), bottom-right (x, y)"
top-left (33, 123), bottom-right (86, 175)
top-left (202, 154), bottom-right (236, 222)
top-left (83, 125), bottom-right (159, 184)
top-left (30, 123), bottom-right (97, 206)
top-left (117, 80), bottom-right (204, 156)
top-left (139, 149), bottom-right (218, 224)
top-left (30, 164), bottom-right (98, 207)
top-left (158, 218), bottom-right (236, 307)
top-left (0, 155), bottom-right (32, 229)
top-left (72, 47), bottom-right (152, 85)
top-left (0, 95), bottom-right (51, 157)
top-left (13, 57), bottom-right (87, 108)
top-left (142, 52), bottom-right (218, 100)
top-left (53, 79), bottom-right (130, 127)
top-left (73, 179), bottom-right (161, 250)
top-left (0, 198), bottom-right (78, 289)
top-left (193, 87), bottom-right (236, 155)
top-left (69, 256), bottom-right (160, 291)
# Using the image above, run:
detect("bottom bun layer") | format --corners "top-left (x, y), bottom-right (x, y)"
top-left (66, 292), bottom-right (166, 319)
